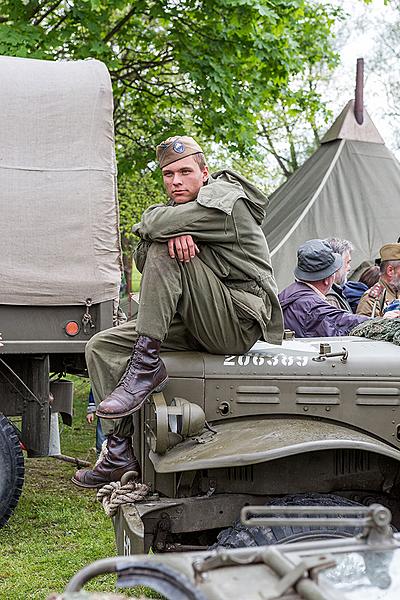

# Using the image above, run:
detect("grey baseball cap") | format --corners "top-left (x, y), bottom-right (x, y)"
top-left (294, 239), bottom-right (343, 282)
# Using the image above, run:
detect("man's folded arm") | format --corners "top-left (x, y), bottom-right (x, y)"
top-left (133, 202), bottom-right (236, 243)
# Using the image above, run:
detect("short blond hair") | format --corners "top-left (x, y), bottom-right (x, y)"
top-left (192, 152), bottom-right (207, 170)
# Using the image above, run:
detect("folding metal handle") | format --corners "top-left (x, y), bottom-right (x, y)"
top-left (240, 503), bottom-right (391, 529)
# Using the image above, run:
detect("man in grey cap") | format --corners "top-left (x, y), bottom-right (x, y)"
top-left (325, 237), bottom-right (353, 312)
top-left (73, 134), bottom-right (283, 488)
top-left (278, 239), bottom-right (369, 338)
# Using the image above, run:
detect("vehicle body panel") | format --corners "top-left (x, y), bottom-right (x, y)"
top-left (73, 514), bottom-right (400, 600)
top-left (0, 301), bottom-right (114, 355)
top-left (117, 335), bottom-right (400, 554)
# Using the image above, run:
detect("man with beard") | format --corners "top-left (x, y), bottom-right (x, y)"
top-left (325, 238), bottom-right (353, 312)
top-left (357, 244), bottom-right (400, 317)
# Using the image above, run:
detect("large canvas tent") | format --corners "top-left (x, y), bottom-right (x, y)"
top-left (263, 99), bottom-right (400, 291)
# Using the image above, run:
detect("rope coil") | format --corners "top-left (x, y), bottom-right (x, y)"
top-left (97, 472), bottom-right (149, 517)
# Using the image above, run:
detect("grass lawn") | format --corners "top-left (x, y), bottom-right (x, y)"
top-left (0, 377), bottom-right (118, 599)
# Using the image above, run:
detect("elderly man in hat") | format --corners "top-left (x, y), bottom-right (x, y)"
top-left (72, 135), bottom-right (283, 488)
top-left (357, 243), bottom-right (400, 317)
top-left (279, 239), bottom-right (369, 338)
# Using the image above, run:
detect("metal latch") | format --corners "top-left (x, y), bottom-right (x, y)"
top-left (283, 329), bottom-right (295, 340)
top-left (153, 513), bottom-right (171, 552)
top-left (192, 551), bottom-right (260, 582)
top-left (82, 298), bottom-right (95, 334)
top-left (313, 342), bottom-right (348, 363)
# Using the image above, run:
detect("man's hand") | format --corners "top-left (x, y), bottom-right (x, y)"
top-left (86, 413), bottom-right (94, 424)
top-left (168, 235), bottom-right (199, 262)
top-left (382, 310), bottom-right (400, 319)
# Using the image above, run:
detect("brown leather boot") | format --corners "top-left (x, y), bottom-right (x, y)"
top-left (96, 335), bottom-right (168, 419)
top-left (71, 434), bottom-right (140, 489)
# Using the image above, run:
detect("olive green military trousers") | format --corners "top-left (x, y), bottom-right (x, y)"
top-left (87, 242), bottom-right (261, 437)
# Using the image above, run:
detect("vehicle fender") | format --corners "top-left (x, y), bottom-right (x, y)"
top-left (149, 417), bottom-right (400, 473)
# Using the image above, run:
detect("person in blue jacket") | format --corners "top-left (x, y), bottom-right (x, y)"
top-left (86, 389), bottom-right (106, 456)
top-left (343, 265), bottom-right (380, 313)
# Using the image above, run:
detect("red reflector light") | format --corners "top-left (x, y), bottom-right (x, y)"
top-left (65, 321), bottom-right (80, 336)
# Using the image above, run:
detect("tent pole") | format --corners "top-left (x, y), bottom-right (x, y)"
top-left (354, 58), bottom-right (364, 125)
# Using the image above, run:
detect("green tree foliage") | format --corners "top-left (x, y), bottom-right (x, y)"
top-left (118, 169), bottom-right (165, 291)
top-left (0, 1), bottom-right (341, 158)
top-left (0, 0), bottom-right (342, 285)
top-left (258, 63), bottom-right (336, 180)
top-left (369, 1), bottom-right (400, 151)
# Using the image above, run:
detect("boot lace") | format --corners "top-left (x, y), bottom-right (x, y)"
top-left (120, 338), bottom-right (146, 387)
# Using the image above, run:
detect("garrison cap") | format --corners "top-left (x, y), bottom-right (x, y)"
top-left (380, 243), bottom-right (400, 262)
top-left (156, 136), bottom-right (204, 169)
top-left (294, 239), bottom-right (343, 282)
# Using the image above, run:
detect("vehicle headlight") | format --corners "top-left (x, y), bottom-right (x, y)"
top-left (147, 393), bottom-right (205, 455)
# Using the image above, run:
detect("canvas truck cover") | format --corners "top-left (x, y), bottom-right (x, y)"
top-left (0, 56), bottom-right (121, 305)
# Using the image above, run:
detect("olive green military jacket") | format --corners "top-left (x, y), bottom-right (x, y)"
top-left (133, 170), bottom-right (283, 345)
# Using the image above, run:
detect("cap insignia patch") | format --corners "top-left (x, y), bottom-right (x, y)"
top-left (173, 140), bottom-right (185, 153)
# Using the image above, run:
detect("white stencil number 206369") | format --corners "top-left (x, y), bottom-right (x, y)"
top-left (223, 354), bottom-right (308, 367)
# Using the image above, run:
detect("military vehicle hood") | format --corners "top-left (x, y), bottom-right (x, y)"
top-left (199, 169), bottom-right (267, 225)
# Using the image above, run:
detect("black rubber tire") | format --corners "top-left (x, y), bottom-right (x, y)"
top-left (212, 493), bottom-right (363, 549)
top-left (0, 414), bottom-right (25, 528)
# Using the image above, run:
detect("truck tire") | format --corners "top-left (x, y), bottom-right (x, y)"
top-left (212, 493), bottom-right (363, 549)
top-left (0, 414), bottom-right (25, 527)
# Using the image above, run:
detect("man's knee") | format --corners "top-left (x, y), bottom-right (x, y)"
top-left (85, 329), bottom-right (109, 364)
top-left (146, 241), bottom-right (169, 261)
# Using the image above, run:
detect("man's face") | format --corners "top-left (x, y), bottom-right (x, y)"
top-left (320, 273), bottom-right (335, 295)
top-left (388, 264), bottom-right (400, 292)
top-left (334, 251), bottom-right (352, 286)
top-left (162, 155), bottom-right (209, 204)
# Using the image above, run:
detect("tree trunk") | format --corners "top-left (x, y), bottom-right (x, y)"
top-left (121, 236), bottom-right (132, 295)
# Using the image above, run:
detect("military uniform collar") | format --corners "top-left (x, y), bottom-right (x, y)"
top-left (196, 175), bottom-right (243, 215)
top-left (381, 277), bottom-right (398, 297)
